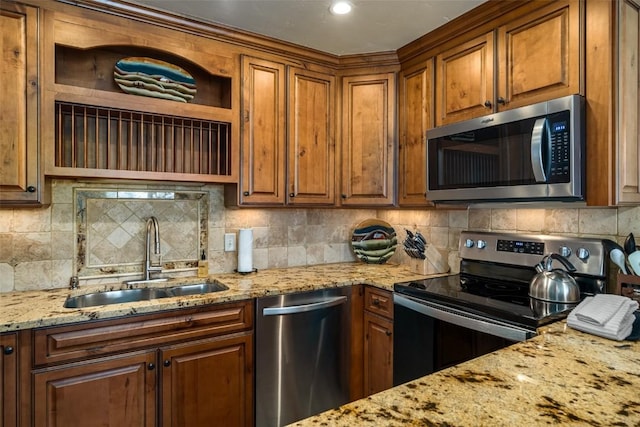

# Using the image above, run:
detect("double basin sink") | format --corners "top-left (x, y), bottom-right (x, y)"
top-left (63, 281), bottom-right (229, 309)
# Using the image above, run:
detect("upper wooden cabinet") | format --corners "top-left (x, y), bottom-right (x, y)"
top-left (398, 60), bottom-right (434, 207)
top-left (43, 11), bottom-right (238, 184)
top-left (287, 67), bottom-right (336, 206)
top-left (435, 0), bottom-right (581, 126)
top-left (236, 56), bottom-right (336, 206)
top-left (615, 0), bottom-right (640, 205)
top-left (238, 56), bottom-right (287, 205)
top-left (0, 2), bottom-right (47, 207)
top-left (340, 73), bottom-right (396, 207)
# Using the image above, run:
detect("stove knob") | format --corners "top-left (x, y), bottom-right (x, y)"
top-left (465, 239), bottom-right (475, 248)
top-left (559, 246), bottom-right (572, 258)
top-left (477, 239), bottom-right (486, 249)
top-left (577, 247), bottom-right (590, 261)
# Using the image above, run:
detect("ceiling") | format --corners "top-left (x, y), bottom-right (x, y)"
top-left (128, 0), bottom-right (486, 56)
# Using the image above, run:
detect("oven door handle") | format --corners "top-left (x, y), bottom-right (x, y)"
top-left (393, 294), bottom-right (535, 342)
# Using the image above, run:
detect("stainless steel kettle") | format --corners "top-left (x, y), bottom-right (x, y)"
top-left (529, 253), bottom-right (580, 303)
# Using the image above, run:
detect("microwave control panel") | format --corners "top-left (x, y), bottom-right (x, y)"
top-left (548, 110), bottom-right (571, 183)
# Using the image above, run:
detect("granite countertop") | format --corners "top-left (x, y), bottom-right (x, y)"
top-left (0, 262), bottom-right (431, 332)
top-left (290, 321), bottom-right (640, 426)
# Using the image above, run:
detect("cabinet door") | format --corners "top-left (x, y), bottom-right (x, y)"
top-left (617, 0), bottom-right (640, 204)
top-left (341, 73), bottom-right (396, 206)
top-left (435, 32), bottom-right (494, 126)
top-left (398, 60), bottom-right (433, 206)
top-left (161, 333), bottom-right (253, 427)
top-left (1, 334), bottom-right (17, 427)
top-left (287, 67), bottom-right (336, 205)
top-left (33, 351), bottom-right (157, 427)
top-left (0, 2), bottom-right (44, 206)
top-left (240, 56), bottom-right (286, 205)
top-left (363, 312), bottom-right (393, 396)
top-left (497, 0), bottom-right (580, 110)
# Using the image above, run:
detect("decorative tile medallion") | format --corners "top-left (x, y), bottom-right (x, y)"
top-left (74, 188), bottom-right (208, 278)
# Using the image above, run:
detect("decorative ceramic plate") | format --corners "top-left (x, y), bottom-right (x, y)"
top-left (351, 219), bottom-right (397, 264)
top-left (114, 57), bottom-right (196, 103)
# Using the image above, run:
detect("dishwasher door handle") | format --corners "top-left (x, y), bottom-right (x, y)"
top-left (263, 296), bottom-right (347, 316)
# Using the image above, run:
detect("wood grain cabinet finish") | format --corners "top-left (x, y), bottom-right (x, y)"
top-left (287, 67), bottom-right (336, 206)
top-left (398, 60), bottom-right (434, 206)
top-left (239, 56), bottom-right (287, 205)
top-left (616, 0), bottom-right (640, 205)
top-left (33, 351), bottom-right (157, 427)
top-left (363, 287), bottom-right (393, 396)
top-left (435, 0), bottom-right (580, 126)
top-left (341, 73), bottom-right (396, 206)
top-left (0, 2), bottom-right (46, 206)
top-left (31, 302), bottom-right (253, 427)
top-left (238, 56), bottom-right (335, 206)
top-left (160, 334), bottom-right (253, 426)
top-left (1, 334), bottom-right (18, 427)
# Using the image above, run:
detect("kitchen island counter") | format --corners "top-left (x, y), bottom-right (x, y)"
top-left (290, 320), bottom-right (640, 426)
top-left (0, 262), bottom-right (430, 332)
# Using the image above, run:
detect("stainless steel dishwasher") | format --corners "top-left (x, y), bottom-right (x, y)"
top-left (255, 287), bottom-right (351, 427)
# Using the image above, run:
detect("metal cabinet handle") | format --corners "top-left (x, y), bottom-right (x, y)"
top-left (497, 96), bottom-right (506, 105)
top-left (243, 191), bottom-right (250, 196)
top-left (289, 193), bottom-right (295, 197)
top-left (372, 299), bottom-right (380, 306)
top-left (147, 363), bottom-right (155, 370)
top-left (263, 296), bottom-right (347, 316)
top-left (3, 346), bottom-right (14, 355)
top-left (164, 359), bottom-right (171, 367)
top-left (385, 331), bottom-right (392, 337)
top-left (484, 100), bottom-right (492, 108)
top-left (27, 186), bottom-right (36, 193)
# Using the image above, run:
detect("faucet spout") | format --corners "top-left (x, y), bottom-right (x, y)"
top-left (144, 216), bottom-right (162, 281)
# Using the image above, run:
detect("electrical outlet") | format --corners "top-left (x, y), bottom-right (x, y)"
top-left (224, 233), bottom-right (236, 252)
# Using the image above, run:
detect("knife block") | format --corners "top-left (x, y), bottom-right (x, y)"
top-left (616, 273), bottom-right (640, 302)
top-left (408, 245), bottom-right (449, 275)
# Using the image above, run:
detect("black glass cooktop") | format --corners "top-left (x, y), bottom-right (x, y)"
top-left (394, 273), bottom-right (578, 329)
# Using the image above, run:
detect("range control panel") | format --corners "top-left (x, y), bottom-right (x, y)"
top-left (459, 231), bottom-right (606, 277)
top-left (497, 239), bottom-right (545, 255)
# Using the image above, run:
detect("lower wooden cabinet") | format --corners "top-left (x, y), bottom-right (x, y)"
top-left (1, 333), bottom-right (18, 427)
top-left (363, 312), bottom-right (393, 396)
top-left (161, 334), bottom-right (253, 427)
top-left (30, 301), bottom-right (254, 427)
top-left (33, 351), bottom-right (157, 427)
top-left (362, 287), bottom-right (393, 396)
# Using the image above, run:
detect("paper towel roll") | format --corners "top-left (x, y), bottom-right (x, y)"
top-left (237, 228), bottom-right (253, 273)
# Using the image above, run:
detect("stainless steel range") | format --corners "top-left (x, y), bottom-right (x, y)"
top-left (393, 231), bottom-right (608, 386)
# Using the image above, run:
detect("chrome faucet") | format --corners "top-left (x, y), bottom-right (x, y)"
top-left (143, 216), bottom-right (163, 281)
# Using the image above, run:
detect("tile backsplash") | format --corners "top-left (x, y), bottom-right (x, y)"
top-left (0, 178), bottom-right (635, 292)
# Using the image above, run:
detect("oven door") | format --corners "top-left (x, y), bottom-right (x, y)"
top-left (426, 94), bottom-right (584, 202)
top-left (393, 293), bottom-right (535, 386)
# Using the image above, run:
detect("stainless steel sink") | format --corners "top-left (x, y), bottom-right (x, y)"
top-left (63, 281), bottom-right (229, 308)
top-left (166, 282), bottom-right (228, 296)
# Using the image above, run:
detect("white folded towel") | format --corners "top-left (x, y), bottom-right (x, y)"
top-left (574, 294), bottom-right (628, 326)
top-left (567, 295), bottom-right (639, 341)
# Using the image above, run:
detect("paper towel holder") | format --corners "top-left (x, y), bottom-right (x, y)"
top-left (234, 267), bottom-right (258, 275)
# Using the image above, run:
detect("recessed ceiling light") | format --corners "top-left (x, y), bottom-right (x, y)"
top-left (329, 1), bottom-right (352, 15)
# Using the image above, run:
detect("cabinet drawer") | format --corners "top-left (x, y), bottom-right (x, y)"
top-left (364, 287), bottom-right (393, 319)
top-left (34, 301), bottom-right (253, 367)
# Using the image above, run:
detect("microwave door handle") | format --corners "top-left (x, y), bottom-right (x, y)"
top-left (530, 118), bottom-right (547, 182)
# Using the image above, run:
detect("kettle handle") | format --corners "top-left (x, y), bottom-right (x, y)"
top-left (545, 253), bottom-right (577, 272)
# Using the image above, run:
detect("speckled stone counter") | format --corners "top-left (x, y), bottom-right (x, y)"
top-left (289, 321), bottom-right (640, 426)
top-left (0, 262), bottom-right (430, 332)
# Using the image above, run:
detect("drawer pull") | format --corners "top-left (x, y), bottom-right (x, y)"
top-left (147, 363), bottom-right (155, 370)
top-left (164, 359), bottom-right (172, 367)
top-left (3, 346), bottom-right (14, 355)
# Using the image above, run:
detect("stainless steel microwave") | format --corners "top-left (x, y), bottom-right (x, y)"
top-left (426, 95), bottom-right (585, 203)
